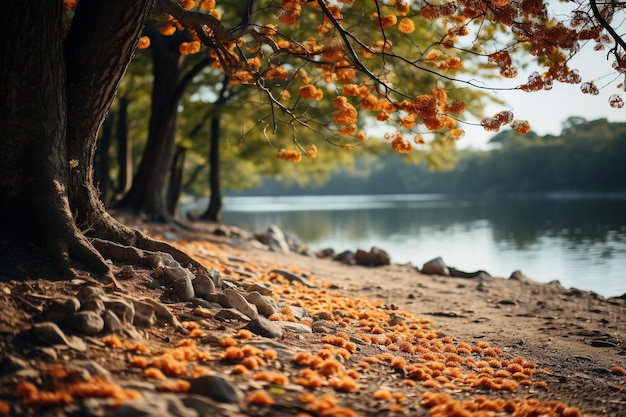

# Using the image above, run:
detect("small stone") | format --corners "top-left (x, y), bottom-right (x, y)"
top-left (130, 298), bottom-right (156, 327)
top-left (244, 292), bottom-right (278, 317)
top-left (206, 268), bottom-right (222, 289)
top-left (188, 375), bottom-right (243, 404)
top-left (246, 317), bottom-right (283, 339)
top-left (270, 269), bottom-right (315, 288)
top-left (287, 306), bottom-right (309, 321)
top-left (81, 298), bottom-right (106, 315)
top-left (266, 224), bottom-right (290, 253)
top-left (77, 285), bottom-right (105, 301)
top-left (171, 277), bottom-right (195, 302)
top-left (354, 247), bottom-right (391, 266)
top-left (119, 265), bottom-right (136, 278)
top-left (65, 311), bottom-right (105, 335)
top-left (245, 283), bottom-right (272, 296)
top-left (420, 257), bottom-right (450, 276)
top-left (103, 310), bottom-right (122, 333)
top-left (214, 309), bottom-right (251, 322)
top-left (41, 296), bottom-right (81, 323)
top-left (224, 288), bottom-right (258, 320)
top-left (193, 274), bottom-right (216, 297)
top-left (0, 355), bottom-right (28, 375)
top-left (102, 295), bottom-right (135, 324)
top-left (333, 250), bottom-right (355, 265)
top-left (278, 322), bottom-right (312, 334)
top-left (31, 322), bottom-right (87, 351)
top-left (312, 312), bottom-right (333, 321)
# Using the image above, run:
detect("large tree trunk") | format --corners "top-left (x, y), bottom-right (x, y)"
top-left (96, 114), bottom-right (114, 205)
top-left (0, 0), bottom-right (120, 278)
top-left (116, 26), bottom-right (183, 222)
top-left (0, 0), bottom-right (202, 283)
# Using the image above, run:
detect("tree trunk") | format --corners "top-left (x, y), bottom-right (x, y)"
top-left (168, 146), bottom-right (187, 217)
top-left (116, 26), bottom-right (183, 222)
top-left (200, 115), bottom-right (224, 222)
top-left (96, 114), bottom-right (113, 205)
top-left (116, 96), bottom-right (133, 198)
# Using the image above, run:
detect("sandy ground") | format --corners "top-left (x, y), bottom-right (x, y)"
top-left (1, 218), bottom-right (625, 416)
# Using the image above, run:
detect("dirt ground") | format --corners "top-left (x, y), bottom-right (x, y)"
top-left (0, 218), bottom-right (625, 416)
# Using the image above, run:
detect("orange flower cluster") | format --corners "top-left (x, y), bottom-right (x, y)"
top-left (299, 85), bottom-right (324, 101)
top-left (276, 1), bottom-right (301, 25)
top-left (16, 370), bottom-right (141, 408)
top-left (137, 36), bottom-right (151, 50)
top-left (370, 13), bottom-right (397, 30)
top-left (481, 110), bottom-right (529, 133)
top-left (398, 18), bottom-right (415, 34)
top-left (421, 392), bottom-right (589, 417)
top-left (179, 41), bottom-right (201, 55)
top-left (276, 149), bottom-right (302, 162)
top-left (389, 133), bottom-right (413, 153)
top-left (332, 96), bottom-right (358, 127)
top-left (488, 51), bottom-right (518, 78)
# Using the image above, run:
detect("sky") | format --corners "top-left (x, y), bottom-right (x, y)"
top-left (455, 3), bottom-right (626, 149)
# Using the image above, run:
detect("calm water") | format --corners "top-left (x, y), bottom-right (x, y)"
top-left (200, 194), bottom-right (626, 298)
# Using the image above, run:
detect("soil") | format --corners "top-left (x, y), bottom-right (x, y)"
top-left (0, 216), bottom-right (625, 417)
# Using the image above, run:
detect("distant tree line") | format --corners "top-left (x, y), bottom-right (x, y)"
top-left (229, 118), bottom-right (626, 196)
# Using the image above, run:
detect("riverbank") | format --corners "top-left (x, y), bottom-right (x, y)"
top-left (0, 217), bottom-right (625, 416)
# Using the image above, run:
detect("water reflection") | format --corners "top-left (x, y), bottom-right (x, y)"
top-left (213, 194), bottom-right (626, 297)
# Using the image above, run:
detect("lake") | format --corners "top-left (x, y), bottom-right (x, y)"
top-left (196, 194), bottom-right (626, 298)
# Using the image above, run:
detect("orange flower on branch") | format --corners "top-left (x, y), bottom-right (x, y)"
top-left (391, 134), bottom-right (413, 153)
top-left (179, 0), bottom-right (195, 10)
top-left (332, 96), bottom-right (358, 125)
top-left (160, 23), bottom-right (177, 36)
top-left (299, 85), bottom-right (324, 100)
top-left (179, 41), bottom-right (200, 55)
top-left (137, 36), bottom-right (150, 50)
top-left (198, 0), bottom-right (215, 10)
top-left (276, 149), bottom-right (302, 162)
top-left (306, 144), bottom-right (318, 158)
top-left (371, 13), bottom-right (397, 30)
top-left (398, 18), bottom-right (416, 34)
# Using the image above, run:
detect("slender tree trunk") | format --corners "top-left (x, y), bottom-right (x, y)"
top-left (96, 114), bottom-right (113, 205)
top-left (116, 96), bottom-right (133, 198)
top-left (167, 146), bottom-right (186, 217)
top-left (117, 25), bottom-right (182, 222)
top-left (200, 115), bottom-right (223, 222)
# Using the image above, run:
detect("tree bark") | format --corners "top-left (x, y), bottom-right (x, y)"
top-left (200, 115), bottom-right (224, 222)
top-left (116, 25), bottom-right (183, 222)
top-left (116, 96), bottom-right (133, 198)
top-left (96, 114), bottom-right (114, 205)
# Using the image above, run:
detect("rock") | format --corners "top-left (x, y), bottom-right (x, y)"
top-left (270, 269), bottom-right (315, 288)
top-left (278, 322), bottom-right (312, 334)
top-left (223, 288), bottom-right (258, 320)
top-left (206, 268), bottom-right (222, 289)
top-left (333, 250), bottom-right (355, 265)
top-left (65, 311), bottom-right (105, 336)
top-left (30, 322), bottom-right (87, 351)
top-left (0, 355), bottom-right (28, 375)
top-left (77, 285), bottom-right (105, 301)
top-left (509, 270), bottom-right (533, 283)
top-left (103, 310), bottom-right (122, 333)
top-left (188, 375), bottom-right (243, 404)
top-left (81, 298), bottom-right (106, 315)
top-left (245, 283), bottom-right (272, 296)
top-left (449, 267), bottom-right (490, 279)
top-left (205, 292), bottom-right (230, 308)
top-left (214, 309), bottom-right (251, 322)
top-left (312, 312), bottom-right (333, 321)
top-left (171, 276), bottom-right (195, 301)
top-left (354, 247), bottom-right (391, 266)
top-left (193, 274), bottom-right (217, 297)
top-left (266, 224), bottom-right (290, 253)
top-left (40, 296), bottom-right (81, 323)
top-left (244, 292), bottom-right (278, 317)
top-left (420, 257), bottom-right (450, 276)
top-left (287, 306), bottom-right (309, 321)
top-left (110, 392), bottom-right (198, 417)
top-left (316, 248), bottom-right (335, 258)
top-left (180, 394), bottom-right (241, 417)
top-left (102, 295), bottom-right (135, 324)
top-left (141, 298), bottom-right (183, 330)
top-left (130, 298), bottom-right (156, 327)
top-left (246, 317), bottom-right (283, 339)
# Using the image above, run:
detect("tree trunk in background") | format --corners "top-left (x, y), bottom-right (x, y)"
top-left (116, 25), bottom-right (182, 222)
top-left (200, 115), bottom-right (223, 222)
top-left (116, 96), bottom-right (133, 198)
top-left (167, 146), bottom-right (186, 218)
top-left (96, 114), bottom-right (113, 205)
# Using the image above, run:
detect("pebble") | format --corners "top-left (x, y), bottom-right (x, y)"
top-left (420, 257), bottom-right (450, 276)
top-left (110, 392), bottom-right (198, 417)
top-left (103, 310), bottom-right (122, 333)
top-left (266, 224), bottom-right (290, 253)
top-left (101, 295), bottom-right (135, 324)
top-left (187, 374), bottom-right (243, 404)
top-left (214, 308), bottom-right (251, 322)
top-left (245, 283), bottom-right (272, 296)
top-left (224, 288), bottom-right (258, 320)
top-left (244, 291), bottom-right (278, 317)
top-left (246, 317), bottom-right (283, 339)
top-left (65, 311), bottom-right (104, 336)
top-left (171, 277), bottom-right (195, 301)
top-left (354, 247), bottom-right (391, 266)
top-left (0, 355), bottom-right (28, 375)
top-left (270, 269), bottom-right (315, 288)
top-left (130, 298), bottom-right (157, 327)
top-left (30, 322), bottom-right (87, 351)
top-left (278, 321), bottom-right (312, 334)
top-left (193, 274), bottom-right (217, 297)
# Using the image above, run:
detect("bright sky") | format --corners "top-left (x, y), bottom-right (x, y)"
top-left (456, 3), bottom-right (626, 149)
